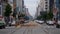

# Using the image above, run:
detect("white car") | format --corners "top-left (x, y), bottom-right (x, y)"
top-left (58, 21), bottom-right (60, 25)
top-left (35, 20), bottom-right (44, 24)
top-left (38, 20), bottom-right (44, 24)
top-left (24, 20), bottom-right (29, 23)
top-left (47, 21), bottom-right (54, 25)
top-left (9, 20), bottom-right (16, 26)
top-left (34, 20), bottom-right (39, 22)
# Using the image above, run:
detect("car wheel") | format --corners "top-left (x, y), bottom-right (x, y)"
top-left (2, 25), bottom-right (5, 29)
top-left (0, 26), bottom-right (3, 29)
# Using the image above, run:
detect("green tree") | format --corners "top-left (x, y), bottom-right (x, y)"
top-left (36, 16), bottom-right (41, 20)
top-left (47, 11), bottom-right (53, 20)
top-left (18, 13), bottom-right (25, 19)
top-left (4, 3), bottom-right (12, 17)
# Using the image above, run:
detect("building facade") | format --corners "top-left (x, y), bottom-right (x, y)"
top-left (49, 0), bottom-right (54, 12)
top-left (0, 0), bottom-right (2, 15)
top-left (16, 0), bottom-right (24, 14)
top-left (35, 0), bottom-right (50, 19)
top-left (0, 0), bottom-right (8, 16)
top-left (55, 0), bottom-right (60, 20)
top-left (13, 0), bottom-right (16, 12)
top-left (40, 0), bottom-right (49, 12)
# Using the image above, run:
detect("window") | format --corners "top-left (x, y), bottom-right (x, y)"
top-left (45, 8), bottom-right (47, 11)
top-left (0, 7), bottom-right (1, 15)
top-left (45, 5), bottom-right (48, 7)
top-left (45, 2), bottom-right (48, 4)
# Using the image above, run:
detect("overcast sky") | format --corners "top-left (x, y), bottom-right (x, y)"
top-left (24, 0), bottom-right (39, 17)
top-left (9, 0), bottom-right (39, 17)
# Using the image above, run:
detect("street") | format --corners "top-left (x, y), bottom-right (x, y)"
top-left (0, 21), bottom-right (60, 34)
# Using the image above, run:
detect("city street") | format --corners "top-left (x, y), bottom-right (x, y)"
top-left (0, 21), bottom-right (60, 34)
top-left (11, 21), bottom-right (46, 34)
top-left (0, 0), bottom-right (60, 34)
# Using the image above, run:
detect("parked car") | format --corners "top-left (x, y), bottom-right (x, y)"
top-left (0, 17), bottom-right (6, 29)
top-left (56, 21), bottom-right (60, 28)
top-left (47, 20), bottom-right (54, 25)
top-left (11, 20), bottom-right (16, 26)
top-left (24, 20), bottom-right (29, 23)
top-left (34, 20), bottom-right (39, 22)
top-left (58, 21), bottom-right (60, 25)
top-left (35, 20), bottom-right (44, 24)
top-left (38, 20), bottom-right (44, 24)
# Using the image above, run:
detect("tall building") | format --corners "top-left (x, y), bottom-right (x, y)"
top-left (35, 0), bottom-right (49, 19)
top-left (55, 0), bottom-right (60, 20)
top-left (0, 0), bottom-right (2, 16)
top-left (40, 0), bottom-right (49, 12)
top-left (16, 0), bottom-right (24, 14)
top-left (0, 0), bottom-right (8, 16)
top-left (49, 0), bottom-right (54, 12)
top-left (35, 5), bottom-right (41, 18)
top-left (13, 0), bottom-right (16, 12)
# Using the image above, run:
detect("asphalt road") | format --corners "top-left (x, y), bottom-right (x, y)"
top-left (11, 21), bottom-right (46, 34)
top-left (0, 21), bottom-right (60, 34)
top-left (0, 26), bottom-right (17, 34)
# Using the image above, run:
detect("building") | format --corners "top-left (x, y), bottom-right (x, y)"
top-left (0, 0), bottom-right (8, 16)
top-left (35, 5), bottom-right (41, 18)
top-left (0, 0), bottom-right (2, 16)
top-left (25, 8), bottom-right (29, 16)
top-left (35, 0), bottom-right (49, 19)
top-left (16, 0), bottom-right (24, 14)
top-left (55, 0), bottom-right (60, 20)
top-left (49, 0), bottom-right (54, 12)
top-left (13, 0), bottom-right (16, 12)
top-left (39, 0), bottom-right (49, 12)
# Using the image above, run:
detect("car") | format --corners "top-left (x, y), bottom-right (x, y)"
top-left (38, 20), bottom-right (44, 24)
top-left (57, 21), bottom-right (60, 25)
top-left (55, 21), bottom-right (60, 28)
top-left (24, 20), bottom-right (29, 23)
top-left (11, 20), bottom-right (16, 26)
top-left (35, 20), bottom-right (44, 24)
top-left (0, 17), bottom-right (6, 29)
top-left (34, 20), bottom-right (39, 22)
top-left (47, 20), bottom-right (54, 25)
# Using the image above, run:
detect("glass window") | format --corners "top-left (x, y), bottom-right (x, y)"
top-left (0, 7), bottom-right (1, 15)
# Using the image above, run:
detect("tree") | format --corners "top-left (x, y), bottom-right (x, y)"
top-left (36, 16), bottom-right (41, 20)
top-left (47, 11), bottom-right (53, 20)
top-left (4, 3), bottom-right (12, 17)
top-left (4, 3), bottom-right (12, 25)
top-left (18, 13), bottom-right (25, 19)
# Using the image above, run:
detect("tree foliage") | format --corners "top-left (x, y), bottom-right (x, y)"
top-left (4, 3), bottom-right (12, 17)
top-left (37, 11), bottom-right (53, 20)
top-left (18, 13), bottom-right (25, 19)
top-left (47, 11), bottom-right (53, 20)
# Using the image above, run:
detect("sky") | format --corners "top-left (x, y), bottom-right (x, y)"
top-left (24, 0), bottom-right (39, 17)
top-left (9, 0), bottom-right (40, 17)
